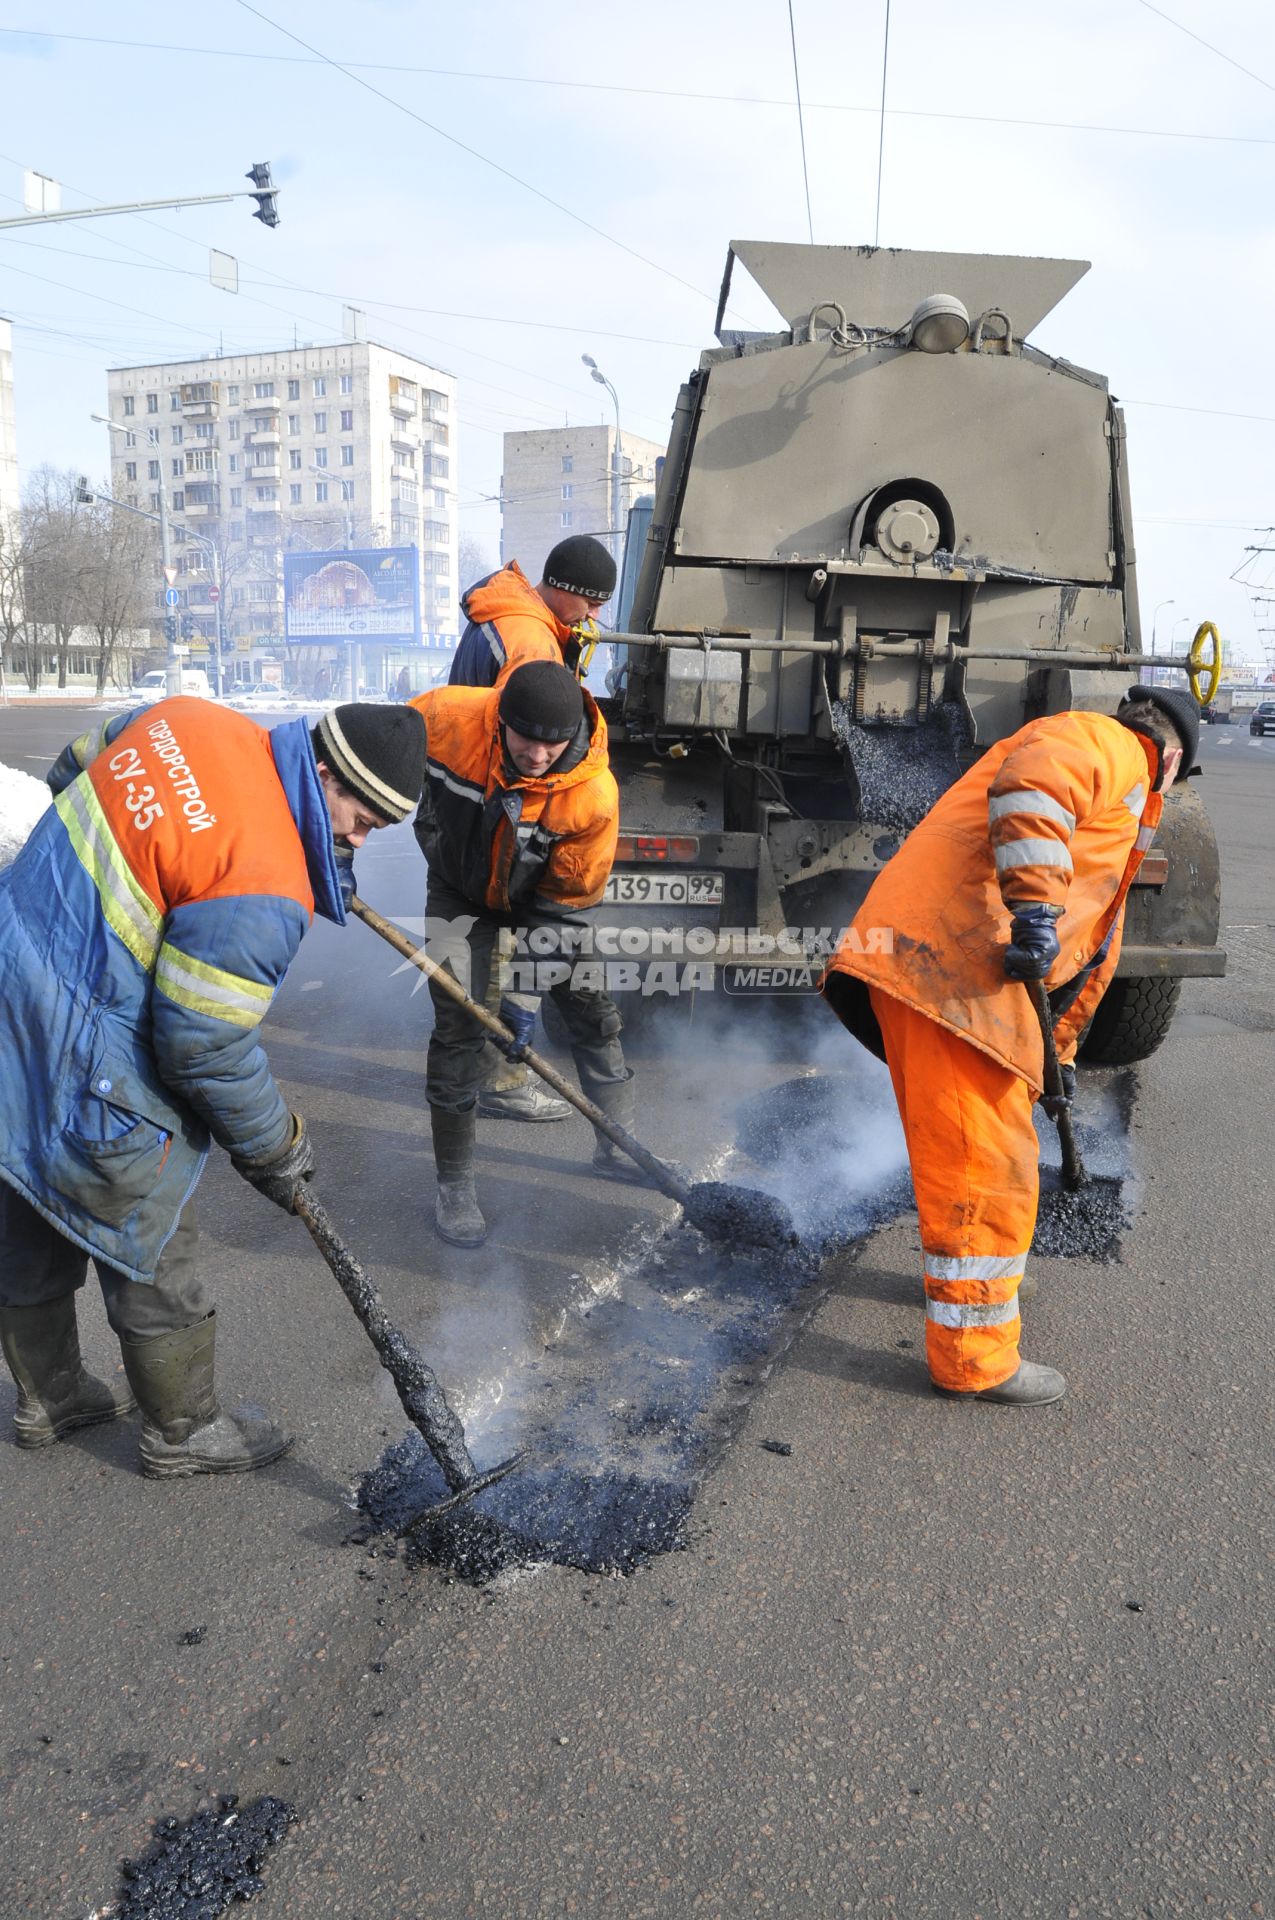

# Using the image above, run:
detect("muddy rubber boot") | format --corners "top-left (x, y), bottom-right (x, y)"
top-left (0, 1299), bottom-right (136, 1448)
top-left (431, 1107), bottom-right (488, 1248)
top-left (933, 1359), bottom-right (1066, 1406)
top-left (588, 1072), bottom-right (656, 1186)
top-left (120, 1313), bottom-right (292, 1478)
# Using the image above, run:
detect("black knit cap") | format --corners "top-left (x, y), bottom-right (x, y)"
top-left (1120, 683), bottom-right (1201, 779)
top-left (498, 661), bottom-right (585, 743)
top-left (312, 704), bottom-right (425, 822)
top-left (542, 534), bottom-right (617, 603)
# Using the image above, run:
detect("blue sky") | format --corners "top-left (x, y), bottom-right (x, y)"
top-left (1, 0), bottom-right (1272, 669)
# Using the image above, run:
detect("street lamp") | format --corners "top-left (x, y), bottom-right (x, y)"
top-left (581, 354), bottom-right (623, 593)
top-left (92, 412), bottom-right (182, 698)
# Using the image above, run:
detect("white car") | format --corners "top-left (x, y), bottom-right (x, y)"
top-left (134, 669), bottom-right (212, 698)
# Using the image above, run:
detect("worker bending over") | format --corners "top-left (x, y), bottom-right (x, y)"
top-left (823, 686), bottom-right (1198, 1406)
top-left (448, 534), bottom-right (619, 1125)
top-left (409, 660), bottom-right (637, 1248)
top-left (0, 699), bottom-right (424, 1475)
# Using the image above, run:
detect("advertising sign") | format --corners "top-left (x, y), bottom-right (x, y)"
top-left (284, 547), bottom-right (420, 645)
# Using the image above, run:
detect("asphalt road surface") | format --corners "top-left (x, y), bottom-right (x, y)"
top-left (1, 700), bottom-right (1271, 1919)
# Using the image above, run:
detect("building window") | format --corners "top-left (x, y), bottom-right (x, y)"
top-left (287, 415), bottom-right (300, 436)
top-left (147, 393), bottom-right (159, 414)
top-left (560, 511), bottom-right (573, 527)
top-left (123, 395), bottom-right (135, 417)
top-left (434, 489), bottom-right (448, 507)
top-left (562, 484), bottom-right (573, 500)
top-left (340, 444), bottom-right (354, 467)
top-left (340, 480), bottom-right (355, 503)
top-left (314, 411), bottom-right (327, 434)
top-left (313, 447), bottom-right (328, 469)
top-left (187, 449), bottom-right (217, 472)
top-left (289, 483), bottom-right (302, 504)
top-left (128, 494), bottom-right (138, 508)
top-left (287, 450), bottom-right (300, 470)
top-left (227, 384), bottom-right (240, 404)
top-left (125, 462), bottom-right (137, 482)
top-left (256, 486), bottom-right (278, 502)
top-left (195, 421), bottom-right (214, 440)
top-left (339, 372), bottom-right (352, 394)
top-left (425, 389), bottom-right (449, 413)
top-left (171, 425), bottom-right (183, 445)
top-left (253, 381), bottom-right (275, 399)
top-left (339, 409), bottom-right (353, 432)
top-left (150, 492), bottom-right (162, 511)
top-left (125, 430), bottom-right (136, 449)
top-left (170, 391), bottom-right (181, 411)
top-left (315, 482), bottom-right (328, 503)
top-left (562, 455), bottom-right (573, 473)
top-left (286, 378), bottom-right (299, 401)
top-left (148, 460), bottom-right (160, 481)
top-left (228, 420), bottom-right (241, 441)
top-left (432, 456), bottom-right (449, 479)
top-left (228, 454), bottom-right (239, 474)
top-left (313, 376), bottom-right (326, 397)
top-left (172, 459), bottom-right (183, 478)
top-left (229, 523), bottom-right (243, 542)
top-left (173, 491), bottom-right (185, 511)
top-left (147, 428), bottom-right (160, 447)
top-left (433, 423), bottom-right (449, 447)
top-left (230, 488), bottom-right (242, 507)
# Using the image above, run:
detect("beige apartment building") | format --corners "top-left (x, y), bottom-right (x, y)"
top-left (499, 423), bottom-right (665, 624)
top-left (104, 340), bottom-right (459, 683)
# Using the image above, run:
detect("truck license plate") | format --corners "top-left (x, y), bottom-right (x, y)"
top-left (603, 870), bottom-right (725, 907)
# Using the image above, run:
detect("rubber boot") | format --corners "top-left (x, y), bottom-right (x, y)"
top-left (120, 1313), bottom-right (292, 1478)
top-left (431, 1106), bottom-right (488, 1247)
top-left (932, 1359), bottom-right (1066, 1406)
top-left (0, 1299), bottom-right (136, 1449)
top-left (588, 1072), bottom-right (656, 1186)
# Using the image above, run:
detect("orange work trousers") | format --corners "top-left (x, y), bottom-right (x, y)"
top-left (869, 987), bottom-right (1039, 1393)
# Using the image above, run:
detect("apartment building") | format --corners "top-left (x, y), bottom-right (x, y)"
top-left (0, 318), bottom-right (18, 531)
top-left (500, 423), bottom-right (665, 624)
top-left (104, 341), bottom-right (459, 672)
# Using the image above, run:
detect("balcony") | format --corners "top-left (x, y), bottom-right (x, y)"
top-left (247, 393), bottom-right (282, 413)
top-left (181, 499), bottom-right (218, 517)
top-left (250, 462), bottom-right (282, 482)
top-left (248, 499), bottom-right (282, 516)
top-left (389, 379), bottom-right (417, 416)
top-left (248, 428), bottom-right (281, 448)
top-left (181, 383), bottom-right (219, 417)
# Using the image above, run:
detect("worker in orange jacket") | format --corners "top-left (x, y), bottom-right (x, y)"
top-left (409, 660), bottom-right (637, 1248)
top-left (448, 535), bottom-right (619, 1123)
top-left (823, 686), bottom-right (1200, 1406)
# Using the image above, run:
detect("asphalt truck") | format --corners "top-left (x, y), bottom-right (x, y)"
top-left (596, 241), bottom-right (1224, 1062)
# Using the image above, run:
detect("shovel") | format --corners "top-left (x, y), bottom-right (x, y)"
top-left (293, 1186), bottom-right (523, 1523)
top-left (350, 894), bottom-right (799, 1254)
top-left (1027, 979), bottom-right (1089, 1192)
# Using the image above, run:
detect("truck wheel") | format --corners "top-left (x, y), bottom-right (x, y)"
top-left (1078, 976), bottom-right (1183, 1065)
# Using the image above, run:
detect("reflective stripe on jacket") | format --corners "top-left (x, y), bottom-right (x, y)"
top-left (823, 711), bottom-right (1164, 1093)
top-left (0, 699), bottom-right (344, 1281)
top-left (408, 684), bottom-right (617, 921)
top-left (449, 561), bottom-right (576, 689)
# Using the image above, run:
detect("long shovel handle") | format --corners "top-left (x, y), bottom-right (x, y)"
top-left (350, 895), bottom-right (693, 1208)
top-left (1027, 979), bottom-right (1090, 1192)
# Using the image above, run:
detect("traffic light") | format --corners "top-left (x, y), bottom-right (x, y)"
top-left (75, 476), bottom-right (93, 506)
top-left (180, 612), bottom-right (195, 642)
top-left (246, 161), bottom-right (280, 229)
top-left (164, 614), bottom-right (178, 646)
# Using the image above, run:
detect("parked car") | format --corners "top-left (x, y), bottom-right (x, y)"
top-left (135, 668), bottom-right (212, 698)
top-left (1249, 701), bottom-right (1275, 737)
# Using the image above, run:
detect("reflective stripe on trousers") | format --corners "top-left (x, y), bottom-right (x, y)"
top-left (868, 987), bottom-right (1039, 1392)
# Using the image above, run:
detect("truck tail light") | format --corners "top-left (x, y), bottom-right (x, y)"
top-left (615, 834), bottom-right (700, 864)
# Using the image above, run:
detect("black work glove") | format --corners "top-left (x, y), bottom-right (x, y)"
top-left (497, 998), bottom-right (536, 1061)
top-left (333, 842), bottom-right (356, 914)
top-left (1041, 1062), bottom-right (1076, 1121)
top-left (1003, 903), bottom-right (1062, 982)
top-left (232, 1112), bottom-right (316, 1213)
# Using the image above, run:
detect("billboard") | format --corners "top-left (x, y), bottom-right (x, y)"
top-left (284, 547), bottom-right (420, 645)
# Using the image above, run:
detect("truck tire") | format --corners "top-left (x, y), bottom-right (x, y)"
top-left (1078, 976), bottom-right (1182, 1065)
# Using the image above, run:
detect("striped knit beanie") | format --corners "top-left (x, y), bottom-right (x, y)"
top-left (312, 705), bottom-right (425, 823)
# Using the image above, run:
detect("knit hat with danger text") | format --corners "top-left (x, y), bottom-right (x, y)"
top-left (542, 534), bottom-right (617, 602)
top-left (312, 705), bottom-right (425, 822)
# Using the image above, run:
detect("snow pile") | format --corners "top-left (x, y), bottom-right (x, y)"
top-left (0, 760), bottom-right (52, 869)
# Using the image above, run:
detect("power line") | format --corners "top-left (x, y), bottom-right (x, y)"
top-left (231, 0), bottom-right (721, 309)
top-left (1122, 397), bottom-right (1275, 427)
top-left (786, 0), bottom-right (814, 244)
top-left (1132, 0), bottom-right (1275, 95)
top-left (874, 1), bottom-right (891, 247)
top-left (5, 29), bottom-right (1272, 146)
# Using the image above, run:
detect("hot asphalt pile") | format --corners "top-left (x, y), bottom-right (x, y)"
top-left (111, 1795), bottom-right (294, 1919)
top-left (831, 700), bottom-right (969, 833)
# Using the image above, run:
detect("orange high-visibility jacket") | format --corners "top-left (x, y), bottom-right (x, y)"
top-left (408, 683), bottom-right (618, 921)
top-left (448, 561), bottom-right (577, 690)
top-left (824, 711), bottom-right (1164, 1093)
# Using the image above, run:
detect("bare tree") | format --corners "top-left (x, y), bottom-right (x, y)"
top-left (457, 533), bottom-right (493, 597)
top-left (0, 512), bottom-right (26, 693)
top-left (21, 468), bottom-right (92, 690)
top-left (79, 497), bottom-right (150, 694)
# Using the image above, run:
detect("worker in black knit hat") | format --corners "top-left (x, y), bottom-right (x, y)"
top-left (0, 694), bottom-right (425, 1482)
top-left (446, 534), bottom-right (619, 1123)
top-left (407, 662), bottom-right (641, 1249)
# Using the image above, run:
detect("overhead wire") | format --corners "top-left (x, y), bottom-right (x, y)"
top-left (1131, 0), bottom-right (1275, 94)
top-left (874, 1), bottom-right (891, 246)
top-left (786, 0), bottom-right (815, 244)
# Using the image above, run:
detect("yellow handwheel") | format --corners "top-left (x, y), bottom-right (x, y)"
top-left (1187, 621), bottom-right (1222, 706)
